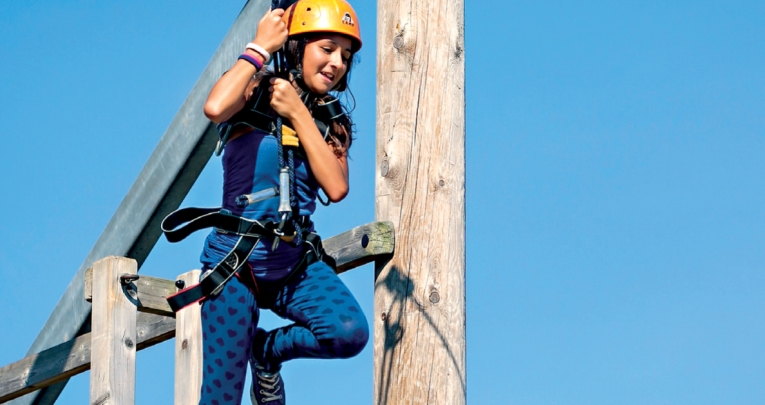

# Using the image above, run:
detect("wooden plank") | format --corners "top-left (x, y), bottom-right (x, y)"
top-left (78, 221), bottom-right (395, 317)
top-left (0, 313), bottom-right (174, 404)
top-left (0, 334), bottom-right (90, 404)
top-left (174, 271), bottom-right (203, 405)
top-left (374, 0), bottom-right (466, 403)
top-left (90, 257), bottom-right (138, 405)
top-left (85, 268), bottom-right (176, 318)
top-left (324, 221), bottom-right (395, 273)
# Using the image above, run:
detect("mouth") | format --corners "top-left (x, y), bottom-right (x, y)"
top-left (319, 71), bottom-right (335, 83)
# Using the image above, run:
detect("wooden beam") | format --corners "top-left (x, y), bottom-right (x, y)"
top-left (89, 257), bottom-right (138, 405)
top-left (85, 269), bottom-right (176, 318)
top-left (79, 221), bottom-right (395, 316)
top-left (324, 221), bottom-right (395, 273)
top-left (174, 271), bottom-right (203, 405)
top-left (375, 0), bottom-right (466, 403)
top-left (0, 313), bottom-right (174, 404)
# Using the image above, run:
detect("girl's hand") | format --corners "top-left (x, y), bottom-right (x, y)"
top-left (253, 9), bottom-right (288, 55)
top-left (269, 78), bottom-right (307, 120)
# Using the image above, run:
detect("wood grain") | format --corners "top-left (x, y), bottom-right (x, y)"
top-left (375, 0), bottom-right (466, 403)
top-left (89, 256), bottom-right (137, 405)
top-left (0, 313), bottom-right (174, 404)
top-left (85, 268), bottom-right (176, 317)
top-left (324, 221), bottom-right (395, 273)
top-left (174, 271), bottom-right (203, 405)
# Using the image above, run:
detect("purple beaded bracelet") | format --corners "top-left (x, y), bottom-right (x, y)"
top-left (238, 53), bottom-right (263, 70)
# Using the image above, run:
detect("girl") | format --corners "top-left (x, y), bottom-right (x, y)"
top-left (198, 1), bottom-right (367, 403)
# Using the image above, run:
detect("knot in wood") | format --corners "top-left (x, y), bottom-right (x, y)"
top-left (393, 35), bottom-right (404, 50)
top-left (182, 339), bottom-right (188, 350)
top-left (124, 338), bottom-right (134, 349)
top-left (361, 234), bottom-right (369, 248)
top-left (381, 312), bottom-right (387, 322)
top-left (381, 160), bottom-right (389, 177)
top-left (429, 290), bottom-right (441, 304)
top-left (454, 44), bottom-right (464, 60)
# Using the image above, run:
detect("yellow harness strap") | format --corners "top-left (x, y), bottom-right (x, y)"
top-left (281, 125), bottom-right (299, 147)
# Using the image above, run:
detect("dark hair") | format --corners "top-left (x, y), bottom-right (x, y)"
top-left (261, 34), bottom-right (357, 157)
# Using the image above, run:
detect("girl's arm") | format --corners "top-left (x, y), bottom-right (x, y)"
top-left (270, 78), bottom-right (350, 202)
top-left (204, 9), bottom-right (288, 123)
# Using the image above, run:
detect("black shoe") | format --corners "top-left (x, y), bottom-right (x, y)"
top-left (249, 357), bottom-right (285, 404)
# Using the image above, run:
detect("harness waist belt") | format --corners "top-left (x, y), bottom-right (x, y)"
top-left (161, 207), bottom-right (310, 243)
top-left (161, 207), bottom-right (317, 312)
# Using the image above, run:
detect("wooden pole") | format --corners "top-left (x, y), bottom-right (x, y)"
top-left (374, 0), bottom-right (466, 403)
top-left (174, 270), bottom-right (203, 405)
top-left (90, 257), bottom-right (138, 405)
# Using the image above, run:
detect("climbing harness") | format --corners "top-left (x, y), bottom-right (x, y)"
top-left (162, 207), bottom-right (335, 312)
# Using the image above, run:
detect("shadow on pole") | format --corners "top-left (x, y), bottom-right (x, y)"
top-left (374, 261), bottom-right (465, 405)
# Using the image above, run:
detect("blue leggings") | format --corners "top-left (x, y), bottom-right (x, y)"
top-left (198, 260), bottom-right (369, 404)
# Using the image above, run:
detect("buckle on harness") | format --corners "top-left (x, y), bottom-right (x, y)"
top-left (273, 228), bottom-right (296, 243)
top-left (272, 212), bottom-right (289, 250)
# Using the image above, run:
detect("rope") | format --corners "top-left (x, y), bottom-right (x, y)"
top-left (271, 0), bottom-right (304, 244)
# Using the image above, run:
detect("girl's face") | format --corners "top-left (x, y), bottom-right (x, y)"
top-left (301, 34), bottom-right (353, 94)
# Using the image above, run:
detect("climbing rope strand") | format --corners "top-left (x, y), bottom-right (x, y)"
top-left (287, 149), bottom-right (296, 207)
top-left (272, 0), bottom-right (310, 244)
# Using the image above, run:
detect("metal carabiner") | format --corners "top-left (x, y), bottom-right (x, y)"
top-left (272, 212), bottom-right (290, 251)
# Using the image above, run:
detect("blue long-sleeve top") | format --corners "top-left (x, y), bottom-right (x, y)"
top-left (200, 128), bottom-right (319, 281)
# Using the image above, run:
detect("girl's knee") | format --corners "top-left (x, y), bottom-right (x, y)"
top-left (324, 311), bottom-right (369, 358)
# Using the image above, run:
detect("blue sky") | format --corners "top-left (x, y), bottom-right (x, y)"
top-left (2, 1), bottom-right (765, 404)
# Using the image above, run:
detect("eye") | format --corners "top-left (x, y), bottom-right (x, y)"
top-left (322, 47), bottom-right (332, 54)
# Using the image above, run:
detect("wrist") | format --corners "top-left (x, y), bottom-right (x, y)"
top-left (246, 36), bottom-right (282, 56)
top-left (243, 49), bottom-right (266, 65)
top-left (288, 106), bottom-right (312, 127)
top-left (248, 41), bottom-right (274, 62)
top-left (238, 53), bottom-right (263, 70)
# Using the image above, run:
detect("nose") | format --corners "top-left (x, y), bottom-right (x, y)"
top-left (328, 49), bottom-right (343, 69)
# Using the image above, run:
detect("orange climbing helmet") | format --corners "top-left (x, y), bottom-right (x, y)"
top-left (282, 0), bottom-right (362, 52)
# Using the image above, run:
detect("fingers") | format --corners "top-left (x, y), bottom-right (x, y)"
top-left (268, 78), bottom-right (284, 98)
top-left (268, 77), bottom-right (291, 90)
top-left (260, 8), bottom-right (285, 22)
top-left (268, 78), bottom-right (289, 97)
top-left (268, 78), bottom-right (301, 118)
top-left (254, 9), bottom-right (289, 54)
